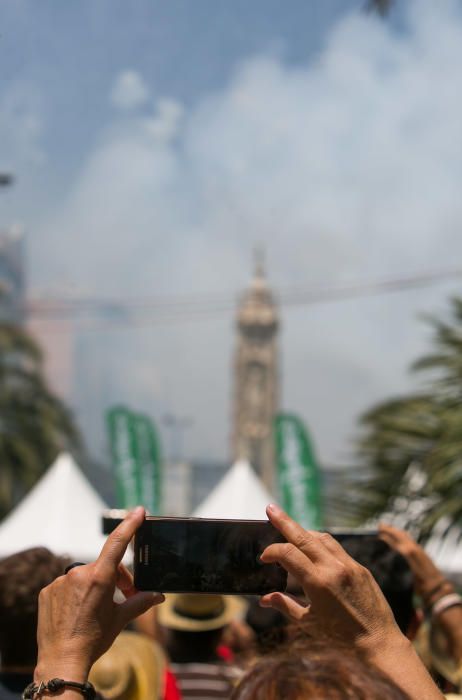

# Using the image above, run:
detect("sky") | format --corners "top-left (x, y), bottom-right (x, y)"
top-left (2, 0), bottom-right (462, 468)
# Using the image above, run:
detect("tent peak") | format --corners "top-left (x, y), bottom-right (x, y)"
top-left (193, 459), bottom-right (275, 519)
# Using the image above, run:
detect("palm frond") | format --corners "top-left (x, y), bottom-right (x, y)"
top-left (0, 322), bottom-right (81, 519)
top-left (346, 296), bottom-right (462, 537)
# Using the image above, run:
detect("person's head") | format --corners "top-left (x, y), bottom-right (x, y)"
top-left (0, 547), bottom-right (68, 666)
top-left (158, 593), bottom-right (246, 663)
top-left (245, 598), bottom-right (288, 655)
top-left (339, 535), bottom-right (415, 635)
top-left (231, 645), bottom-right (411, 700)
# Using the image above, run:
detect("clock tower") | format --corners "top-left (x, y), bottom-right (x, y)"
top-left (232, 255), bottom-right (279, 492)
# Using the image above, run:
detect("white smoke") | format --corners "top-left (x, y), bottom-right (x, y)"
top-left (8, 0), bottom-right (462, 464)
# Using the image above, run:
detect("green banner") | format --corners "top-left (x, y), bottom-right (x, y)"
top-left (275, 413), bottom-right (323, 529)
top-left (106, 406), bottom-right (142, 509)
top-left (132, 413), bottom-right (162, 514)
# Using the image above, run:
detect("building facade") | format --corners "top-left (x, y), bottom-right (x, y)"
top-left (0, 227), bottom-right (25, 323)
top-left (232, 259), bottom-right (279, 492)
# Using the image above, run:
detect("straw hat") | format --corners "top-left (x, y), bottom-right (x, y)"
top-left (89, 631), bottom-right (166, 700)
top-left (158, 593), bottom-right (247, 632)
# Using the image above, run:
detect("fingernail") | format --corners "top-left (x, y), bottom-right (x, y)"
top-left (131, 506), bottom-right (144, 517)
top-left (267, 503), bottom-right (280, 514)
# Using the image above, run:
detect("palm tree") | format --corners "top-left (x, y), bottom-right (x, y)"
top-left (0, 322), bottom-right (81, 518)
top-left (351, 298), bottom-right (462, 537)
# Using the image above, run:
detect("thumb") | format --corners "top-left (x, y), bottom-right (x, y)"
top-left (260, 591), bottom-right (310, 622)
top-left (117, 591), bottom-right (165, 627)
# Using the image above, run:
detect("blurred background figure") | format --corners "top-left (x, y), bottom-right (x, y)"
top-left (0, 547), bottom-right (69, 700)
top-left (379, 525), bottom-right (462, 696)
top-left (242, 598), bottom-right (288, 660)
top-left (158, 594), bottom-right (246, 699)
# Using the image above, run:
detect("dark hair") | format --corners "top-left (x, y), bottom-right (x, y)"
top-left (232, 645), bottom-right (411, 700)
top-left (0, 547), bottom-right (68, 665)
top-left (338, 536), bottom-right (414, 634)
top-left (245, 598), bottom-right (287, 654)
top-left (166, 628), bottom-right (225, 663)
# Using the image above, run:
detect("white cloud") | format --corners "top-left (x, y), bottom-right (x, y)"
top-left (110, 70), bottom-right (150, 111)
top-left (144, 98), bottom-right (184, 143)
top-left (31, 0), bottom-right (462, 464)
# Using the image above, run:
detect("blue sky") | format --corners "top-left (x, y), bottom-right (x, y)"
top-left (2, 1), bottom-right (366, 181)
top-left (3, 0), bottom-right (462, 468)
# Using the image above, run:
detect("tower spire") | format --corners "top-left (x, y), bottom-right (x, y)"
top-left (253, 245), bottom-right (265, 279)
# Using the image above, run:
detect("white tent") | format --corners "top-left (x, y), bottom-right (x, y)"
top-left (193, 459), bottom-right (274, 519)
top-left (0, 452), bottom-right (109, 562)
top-left (426, 520), bottom-right (462, 584)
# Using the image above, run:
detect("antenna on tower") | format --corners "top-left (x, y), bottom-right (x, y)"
top-left (253, 245), bottom-right (266, 278)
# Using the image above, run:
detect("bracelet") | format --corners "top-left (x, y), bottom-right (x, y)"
top-left (431, 593), bottom-right (462, 619)
top-left (421, 578), bottom-right (448, 602)
top-left (23, 678), bottom-right (96, 699)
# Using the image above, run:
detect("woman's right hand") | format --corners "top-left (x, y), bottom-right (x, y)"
top-left (259, 504), bottom-right (401, 654)
top-left (259, 504), bottom-right (444, 700)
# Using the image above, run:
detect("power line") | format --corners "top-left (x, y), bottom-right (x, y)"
top-left (24, 267), bottom-right (462, 329)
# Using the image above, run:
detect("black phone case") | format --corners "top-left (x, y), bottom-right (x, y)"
top-left (134, 516), bottom-right (288, 595)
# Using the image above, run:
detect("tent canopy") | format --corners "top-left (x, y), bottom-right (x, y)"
top-left (0, 452), bottom-right (110, 562)
top-left (192, 459), bottom-right (274, 519)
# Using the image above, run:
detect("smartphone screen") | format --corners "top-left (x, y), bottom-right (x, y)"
top-left (134, 516), bottom-right (288, 595)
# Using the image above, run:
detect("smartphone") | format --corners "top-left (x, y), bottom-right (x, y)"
top-left (134, 516), bottom-right (288, 595)
top-left (330, 531), bottom-right (380, 550)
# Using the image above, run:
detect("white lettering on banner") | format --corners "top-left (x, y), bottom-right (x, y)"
top-left (137, 420), bottom-right (155, 511)
top-left (114, 413), bottom-right (138, 505)
top-left (281, 420), bottom-right (307, 524)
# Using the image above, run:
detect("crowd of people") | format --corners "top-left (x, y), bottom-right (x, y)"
top-left (0, 504), bottom-right (461, 699)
